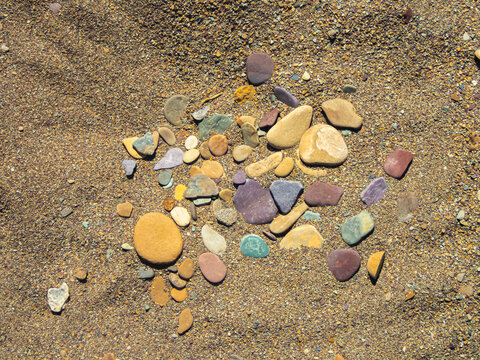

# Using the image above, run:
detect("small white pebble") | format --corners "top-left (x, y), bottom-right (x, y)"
top-left (302, 71), bottom-right (311, 81)
top-left (184, 135), bottom-right (198, 150)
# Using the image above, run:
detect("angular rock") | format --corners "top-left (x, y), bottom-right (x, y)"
top-left (198, 114), bottom-right (233, 140)
top-left (216, 208), bottom-right (237, 227)
top-left (240, 234), bottom-right (270, 258)
top-left (367, 251), bottom-right (385, 280)
top-left (198, 252), bottom-right (227, 283)
top-left (299, 124), bottom-right (348, 166)
top-left (269, 202), bottom-right (308, 235)
top-left (383, 149), bottom-right (413, 179)
top-left (269, 180), bottom-right (304, 214)
top-left (184, 174), bottom-right (219, 199)
top-left (304, 182), bottom-right (344, 206)
top-left (341, 211), bottom-right (374, 246)
top-left (122, 159), bottom-right (137, 177)
top-left (360, 177), bottom-right (387, 206)
top-left (322, 98), bottom-right (362, 129)
top-left (233, 180), bottom-right (278, 224)
top-left (397, 191), bottom-right (418, 222)
top-left (266, 105), bottom-right (312, 149)
top-left (158, 127), bottom-right (176, 146)
top-left (241, 123), bottom-right (259, 147)
top-left (117, 202), bottom-right (133, 218)
top-left (122, 137), bottom-right (144, 159)
top-left (47, 282), bottom-right (69, 313)
top-left (279, 224), bottom-right (324, 249)
top-left (154, 148), bottom-right (184, 170)
top-left (201, 225), bottom-right (227, 255)
top-left (245, 152), bottom-right (283, 178)
top-left (274, 86), bottom-right (299, 107)
top-left (164, 95), bottom-right (188, 126)
top-left (246, 52), bottom-right (274, 85)
top-left (133, 132), bottom-right (156, 156)
top-left (232, 145), bottom-right (253, 162)
top-left (327, 249), bottom-right (361, 282)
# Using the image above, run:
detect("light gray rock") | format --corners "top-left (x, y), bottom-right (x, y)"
top-left (47, 282), bottom-right (69, 313)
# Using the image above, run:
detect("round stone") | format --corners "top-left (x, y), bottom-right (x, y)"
top-left (322, 98), bottom-right (363, 129)
top-left (201, 160), bottom-right (224, 179)
top-left (170, 207), bottom-right (191, 227)
top-left (198, 252), bottom-right (227, 283)
top-left (164, 95), bottom-right (188, 126)
top-left (199, 141), bottom-right (213, 159)
top-left (327, 249), bottom-right (361, 282)
top-left (208, 135), bottom-right (228, 156)
top-left (184, 135), bottom-right (198, 150)
top-left (246, 52), bottom-right (274, 85)
top-left (134, 212), bottom-right (183, 265)
top-left (240, 234), bottom-right (270, 258)
top-left (274, 157), bottom-right (294, 177)
top-left (157, 169), bottom-right (173, 186)
top-left (178, 258), bottom-right (195, 280)
top-left (219, 189), bottom-right (233, 202)
top-left (266, 105), bottom-right (313, 149)
top-left (171, 288), bottom-right (187, 302)
top-left (299, 124), bottom-right (348, 166)
top-left (183, 149), bottom-right (200, 164)
top-left (232, 145), bottom-right (253, 162)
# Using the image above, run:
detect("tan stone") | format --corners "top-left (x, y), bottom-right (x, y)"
top-left (236, 115), bottom-right (256, 127)
top-left (299, 124), bottom-right (348, 166)
top-left (279, 224), bottom-right (324, 249)
top-left (122, 137), bottom-right (144, 159)
top-left (189, 166), bottom-right (204, 177)
top-left (152, 131), bottom-right (160, 149)
top-left (183, 149), bottom-right (200, 164)
top-left (208, 135), bottom-right (228, 156)
top-left (171, 288), bottom-right (187, 302)
top-left (178, 308), bottom-right (193, 334)
top-left (178, 258), bottom-right (195, 280)
top-left (475, 48), bottom-right (480, 60)
top-left (274, 157), bottom-right (294, 177)
top-left (266, 105), bottom-right (313, 149)
top-left (458, 285), bottom-right (474, 297)
top-left (150, 276), bottom-right (169, 306)
top-left (405, 291), bottom-right (415, 301)
top-left (117, 202), bottom-right (133, 217)
top-left (158, 127), bottom-right (176, 146)
top-left (232, 145), bottom-right (253, 162)
top-left (164, 197), bottom-right (175, 211)
top-left (219, 189), bottom-right (233, 202)
top-left (73, 267), bottom-right (88, 281)
top-left (245, 152), bottom-right (283, 178)
top-left (295, 150), bottom-right (327, 176)
top-left (199, 141), bottom-right (212, 159)
top-left (102, 353), bottom-right (117, 360)
top-left (366, 251), bottom-right (385, 280)
top-left (201, 160), bottom-right (224, 179)
top-left (270, 202), bottom-right (308, 235)
top-left (322, 98), bottom-right (363, 129)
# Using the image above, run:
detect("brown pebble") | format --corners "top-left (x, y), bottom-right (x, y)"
top-left (262, 230), bottom-right (277, 241)
top-left (158, 127), bottom-right (176, 146)
top-left (171, 287), bottom-right (187, 302)
top-left (150, 276), bottom-right (169, 306)
top-left (178, 308), bottom-right (193, 334)
top-left (199, 141), bottom-right (212, 159)
top-left (73, 267), bottom-right (88, 281)
top-left (189, 202), bottom-right (197, 221)
top-left (168, 273), bottom-right (187, 289)
top-left (102, 353), bottom-right (117, 360)
top-left (117, 202), bottom-right (133, 218)
top-left (208, 134), bottom-right (228, 156)
top-left (178, 258), bottom-right (195, 280)
top-left (176, 129), bottom-right (189, 143)
top-left (164, 197), bottom-right (175, 211)
top-left (403, 8), bottom-right (413, 23)
top-left (405, 290), bottom-right (415, 301)
top-left (219, 189), bottom-right (233, 202)
top-left (189, 165), bottom-right (204, 177)
top-left (236, 115), bottom-right (256, 127)
top-left (201, 160), bottom-right (224, 179)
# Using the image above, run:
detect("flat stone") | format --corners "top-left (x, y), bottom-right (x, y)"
top-left (233, 170), bottom-right (246, 186)
top-left (193, 198), bottom-right (211, 206)
top-left (170, 207), bottom-right (191, 227)
top-left (121, 243), bottom-right (134, 251)
top-left (122, 159), bottom-right (137, 177)
top-left (201, 225), bottom-right (227, 255)
top-left (246, 52), bottom-right (274, 85)
top-left (138, 267), bottom-right (155, 279)
top-left (279, 224), bottom-right (324, 249)
top-left (269, 180), bottom-right (304, 214)
top-left (164, 95), bottom-right (188, 126)
top-left (171, 288), bottom-right (187, 302)
top-left (154, 148), bottom-right (184, 170)
top-left (304, 182), bottom-right (344, 206)
top-left (241, 123), bottom-right (259, 147)
top-left (302, 71), bottom-right (311, 81)
top-left (199, 141), bottom-right (213, 159)
top-left (303, 211), bottom-right (320, 221)
top-left (185, 135), bottom-right (198, 150)
top-left (150, 276), bottom-right (169, 306)
top-left (236, 115), bottom-right (256, 127)
top-left (341, 211), bottom-right (374, 246)
top-left (216, 208), bottom-right (237, 227)
top-left (183, 149), bottom-right (200, 164)
top-left (259, 107), bottom-right (279, 129)
top-left (219, 189), bottom-right (233, 202)
top-left (178, 258), bottom-right (194, 280)
top-left (174, 184), bottom-right (187, 201)
top-left (184, 174), bottom-right (219, 199)
top-left (198, 252), bottom-right (227, 283)
top-left (240, 234), bottom-right (270, 258)
top-left (322, 98), bottom-right (362, 129)
top-left (299, 124), bottom-right (348, 166)
top-left (158, 127), bottom-right (176, 146)
top-left (47, 282), bottom-right (69, 313)
top-left (201, 160), bottom-right (224, 179)
top-left (192, 105), bottom-right (210, 121)
top-left (134, 212), bottom-right (183, 265)
top-left (233, 180), bottom-right (278, 224)
top-left (157, 169), bottom-right (173, 186)
top-left (233, 145), bottom-right (253, 162)
top-left (327, 249), bottom-right (361, 282)
top-left (245, 152), bottom-right (283, 178)
top-left (360, 177), bottom-right (387, 206)
top-left (366, 251), bottom-right (385, 280)
top-left (266, 105), bottom-right (312, 149)
top-left (458, 285), bottom-right (474, 297)
top-left (397, 191), bottom-right (418, 222)
top-left (122, 137), bottom-right (144, 159)
top-left (212, 199), bottom-right (224, 216)
top-left (234, 85), bottom-right (256, 104)
top-left (383, 149), bottom-right (413, 179)
top-left (49, 2), bottom-right (62, 13)
top-left (117, 202), bottom-right (133, 218)
top-left (133, 132), bottom-right (156, 156)
top-left (178, 308), bottom-right (193, 335)
top-left (274, 86), bottom-right (299, 107)
top-left (274, 157), bottom-right (294, 177)
top-left (189, 202), bottom-right (197, 221)
top-left (342, 85), bottom-right (357, 94)
top-left (208, 135), bottom-right (228, 156)
top-left (198, 113), bottom-right (233, 140)
top-left (270, 202), bottom-right (308, 235)
top-left (168, 273), bottom-right (187, 289)
top-left (60, 207), bottom-right (73, 218)
top-left (190, 166), bottom-right (204, 177)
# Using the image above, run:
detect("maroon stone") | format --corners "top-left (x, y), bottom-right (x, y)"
top-left (198, 252), bottom-right (226, 284)
top-left (246, 52), bottom-right (274, 85)
top-left (274, 86), bottom-right (299, 108)
top-left (327, 249), bottom-right (361, 282)
top-left (304, 182), bottom-right (344, 206)
top-left (383, 149), bottom-right (413, 179)
top-left (259, 108), bottom-right (279, 129)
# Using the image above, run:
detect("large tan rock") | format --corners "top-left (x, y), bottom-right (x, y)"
top-left (279, 224), bottom-right (324, 249)
top-left (299, 124), bottom-right (348, 166)
top-left (322, 98), bottom-right (362, 129)
top-left (266, 105), bottom-right (313, 149)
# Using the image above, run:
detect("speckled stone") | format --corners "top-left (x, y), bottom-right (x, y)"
top-left (360, 177), bottom-right (387, 206)
top-left (164, 95), bottom-right (188, 126)
top-left (240, 234), bottom-right (270, 258)
top-left (233, 180), bottom-right (278, 224)
top-left (274, 86), bottom-right (299, 107)
top-left (383, 149), bottom-right (413, 179)
top-left (327, 249), bottom-right (361, 282)
top-left (304, 182), bottom-right (344, 206)
top-left (216, 208), bottom-right (237, 227)
top-left (198, 113), bottom-right (233, 140)
top-left (184, 174), bottom-right (219, 199)
top-left (279, 224), bottom-right (324, 249)
top-left (341, 211), bottom-right (374, 246)
top-left (122, 159), bottom-right (137, 177)
top-left (259, 107), bottom-right (279, 129)
top-left (269, 180), bottom-right (304, 214)
top-left (198, 252), bottom-right (227, 284)
top-left (246, 52), bottom-right (274, 85)
top-left (154, 148), bottom-right (184, 170)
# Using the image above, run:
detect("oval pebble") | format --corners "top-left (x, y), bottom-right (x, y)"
top-left (158, 127), bottom-right (176, 146)
top-left (246, 52), bottom-right (274, 85)
top-left (184, 135), bottom-right (198, 150)
top-left (232, 145), bottom-right (253, 162)
top-left (201, 225), bottom-right (226, 255)
top-left (274, 157), bottom-right (294, 177)
top-left (183, 149), bottom-right (200, 164)
top-left (201, 160), bottom-right (224, 179)
top-left (240, 234), bottom-right (270, 258)
top-left (198, 252), bottom-right (227, 284)
top-left (327, 249), bottom-right (361, 282)
top-left (274, 86), bottom-right (299, 108)
top-left (208, 134), bottom-right (228, 156)
top-left (170, 207), bottom-right (191, 227)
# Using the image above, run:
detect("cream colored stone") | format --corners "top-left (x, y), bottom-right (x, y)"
top-left (279, 224), bottom-right (324, 249)
top-left (295, 150), bottom-right (327, 176)
top-left (274, 157), bottom-right (294, 177)
top-left (183, 149), bottom-right (200, 164)
top-left (476, 48), bottom-right (480, 60)
top-left (184, 135), bottom-right (198, 149)
top-left (322, 98), bottom-right (363, 129)
top-left (302, 71), bottom-right (311, 81)
top-left (269, 202), bottom-right (308, 235)
top-left (245, 152), bottom-right (283, 178)
top-left (232, 145), bottom-right (253, 162)
top-left (266, 105), bottom-right (313, 149)
top-left (299, 124), bottom-right (348, 166)
top-left (170, 207), bottom-right (191, 227)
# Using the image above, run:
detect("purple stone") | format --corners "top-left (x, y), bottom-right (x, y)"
top-left (304, 182), bottom-right (344, 206)
top-left (232, 170), bottom-right (246, 186)
top-left (274, 86), bottom-right (299, 108)
top-left (269, 180), bottom-right (304, 214)
top-left (259, 108), bottom-right (279, 129)
top-left (153, 148), bottom-right (183, 170)
top-left (233, 180), bottom-right (278, 224)
top-left (360, 177), bottom-right (387, 206)
top-left (246, 52), bottom-right (274, 85)
top-left (49, 2), bottom-right (61, 14)
top-left (327, 249), bottom-right (361, 282)
top-left (122, 159), bottom-right (137, 177)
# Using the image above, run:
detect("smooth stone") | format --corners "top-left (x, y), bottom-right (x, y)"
top-left (274, 86), bottom-right (299, 107)
top-left (117, 202), bottom-right (133, 218)
top-left (174, 184), bottom-right (187, 201)
top-left (171, 288), bottom-right (187, 302)
top-left (164, 95), bottom-right (188, 125)
top-left (121, 243), bottom-right (134, 251)
top-left (279, 224), bottom-right (324, 249)
top-left (198, 252), bottom-right (227, 283)
top-left (476, 48), bottom-right (480, 60)
top-left (183, 149), bottom-right (200, 164)
top-left (240, 234), bottom-right (270, 258)
top-left (304, 182), bottom-right (344, 206)
top-left (457, 210), bottom-right (465, 221)
top-left (158, 169), bottom-right (173, 186)
top-left (178, 308), bottom-right (193, 335)
top-left (198, 113), bottom-right (233, 140)
top-left (138, 267), bottom-right (155, 279)
top-left (134, 212), bottom-right (183, 265)
top-left (266, 105), bottom-right (312, 149)
top-left (184, 174), bottom-right (218, 199)
top-left (383, 149), bottom-right (413, 179)
top-left (154, 148), bottom-right (184, 170)
top-left (212, 199), bottom-right (224, 216)
top-left (367, 251), bottom-right (385, 280)
top-left (122, 137), bottom-right (144, 159)
top-left (302, 71), bottom-right (311, 81)
top-left (274, 157), bottom-right (294, 177)
top-left (295, 150), bottom-right (327, 176)
top-left (150, 276), bottom-right (169, 306)
top-left (192, 105), bottom-right (210, 121)
top-left (245, 152), bottom-right (283, 178)
top-left (60, 207), bottom-right (73, 218)
top-left (269, 180), bottom-right (304, 214)
top-left (233, 180), bottom-right (278, 224)
top-left (47, 282), bottom-right (69, 313)
top-left (73, 267), bottom-right (88, 281)
top-left (185, 135), bottom-right (199, 150)
top-left (342, 85), bottom-right (357, 94)
top-left (327, 249), bottom-right (361, 282)
top-left (49, 2), bottom-right (62, 13)
top-left (232, 145), bottom-right (253, 162)
top-left (269, 202), bottom-right (308, 235)
top-left (341, 211), bottom-right (374, 246)
top-left (193, 198), bottom-right (211, 206)
top-left (164, 197), bottom-right (175, 211)
top-left (168, 273), bottom-right (187, 289)
top-left (322, 98), bottom-right (363, 129)
top-left (171, 207), bottom-right (191, 227)
top-left (236, 115), bottom-right (256, 127)
top-left (233, 170), bottom-right (246, 186)
top-left (246, 52), bottom-right (274, 85)
top-left (361, 177), bottom-right (387, 206)
top-left (190, 165), bottom-right (204, 177)
top-left (133, 132), bottom-right (156, 156)
top-left (458, 285), bottom-right (474, 297)
top-left (259, 107), bottom-right (279, 129)
top-left (303, 211), bottom-right (320, 221)
top-left (219, 189), bottom-right (233, 202)
top-left (241, 123), bottom-right (259, 147)
top-left (178, 258), bottom-right (195, 280)
top-left (122, 159), bottom-right (137, 177)
top-left (397, 191), bottom-right (418, 222)
top-left (263, 230), bottom-right (277, 241)
top-left (201, 225), bottom-right (227, 255)
top-left (299, 124), bottom-right (348, 166)
top-left (163, 178), bottom-right (174, 189)
top-left (208, 134), bottom-right (228, 156)
top-left (199, 141), bottom-right (213, 159)
top-left (216, 208), bottom-right (237, 227)
top-left (158, 127), bottom-right (176, 146)
top-left (201, 160), bottom-right (224, 179)
top-left (189, 202), bottom-right (197, 221)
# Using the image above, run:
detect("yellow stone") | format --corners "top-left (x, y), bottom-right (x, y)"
top-left (476, 48), bottom-right (480, 60)
top-left (219, 189), bottom-right (233, 202)
top-left (122, 137), bottom-right (144, 159)
top-left (366, 251), bottom-right (385, 280)
top-left (274, 157), bottom-right (294, 177)
top-left (174, 184), bottom-right (187, 201)
top-left (405, 290), bottom-right (415, 301)
top-left (171, 288), bottom-right (187, 302)
top-left (245, 152), bottom-right (283, 178)
top-left (117, 202), bottom-right (133, 217)
top-left (201, 160), bottom-right (224, 178)
top-left (279, 224), bottom-right (324, 249)
top-left (295, 149), bottom-right (327, 177)
top-left (190, 166), bottom-right (204, 177)
top-left (178, 308), bottom-right (193, 334)
top-left (236, 115), bottom-right (256, 127)
top-left (234, 85), bottom-right (255, 104)
top-left (270, 202), bottom-right (308, 235)
top-left (178, 258), bottom-right (195, 280)
top-left (150, 276), bottom-right (169, 306)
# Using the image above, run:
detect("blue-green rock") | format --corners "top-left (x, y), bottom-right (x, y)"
top-left (198, 113), bottom-right (233, 140)
top-left (133, 132), bottom-right (156, 156)
top-left (341, 210), bottom-right (374, 246)
top-left (240, 234), bottom-right (270, 258)
top-left (303, 211), bottom-right (320, 221)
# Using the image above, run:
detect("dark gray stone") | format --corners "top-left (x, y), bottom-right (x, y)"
top-left (269, 180), bottom-right (304, 214)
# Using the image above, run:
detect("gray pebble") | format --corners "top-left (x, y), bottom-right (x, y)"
top-left (60, 207), bottom-right (73, 218)
top-left (138, 267), bottom-right (155, 279)
top-left (158, 169), bottom-right (173, 186)
top-left (343, 85), bottom-right (357, 94)
top-left (189, 202), bottom-right (197, 221)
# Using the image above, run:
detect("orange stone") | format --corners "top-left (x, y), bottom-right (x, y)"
top-left (178, 258), bottom-right (195, 280)
top-left (164, 197), bottom-right (175, 211)
top-left (73, 267), bottom-right (88, 281)
top-left (171, 288), bottom-right (187, 302)
top-left (405, 290), bottom-right (415, 301)
top-left (190, 166), bottom-right (204, 177)
top-left (201, 160), bottom-right (224, 179)
top-left (150, 276), bottom-right (169, 306)
top-left (117, 202), bottom-right (133, 217)
top-left (178, 308), bottom-right (193, 334)
top-left (208, 135), bottom-right (228, 156)
top-left (366, 251), bottom-right (385, 280)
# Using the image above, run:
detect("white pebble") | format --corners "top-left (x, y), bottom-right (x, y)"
top-left (302, 71), bottom-right (311, 81)
top-left (171, 207), bottom-right (191, 227)
top-left (185, 135), bottom-right (198, 150)
top-left (47, 282), bottom-right (69, 313)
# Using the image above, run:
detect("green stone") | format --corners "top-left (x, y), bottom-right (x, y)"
top-left (240, 234), bottom-right (270, 258)
top-left (303, 211), bottom-right (320, 221)
top-left (198, 113), bottom-right (232, 140)
top-left (341, 210), bottom-right (374, 246)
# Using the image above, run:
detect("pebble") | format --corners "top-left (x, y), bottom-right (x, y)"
top-left (157, 169), bottom-right (173, 186)
top-left (269, 202), bottom-right (308, 235)
top-left (171, 207), bottom-right (191, 227)
top-left (303, 211), bottom-right (320, 221)
top-left (216, 208), bottom-right (237, 227)
top-left (150, 276), bottom-right (169, 306)
top-left (138, 267), bottom-right (155, 280)
top-left (219, 189), bottom-right (233, 202)
top-left (183, 149), bottom-right (200, 164)
top-left (208, 134), bottom-right (228, 156)
top-left (246, 52), bottom-right (274, 85)
top-left (193, 198), bottom-right (211, 206)
top-left (457, 210), bottom-right (466, 221)
top-left (48, 2), bottom-right (62, 14)
top-left (201, 225), bottom-right (227, 255)
top-left (274, 157), bottom-right (294, 177)
top-left (299, 124), bottom-right (348, 166)
top-left (233, 180), bottom-right (279, 224)
top-left (158, 127), bottom-right (176, 146)
top-left (134, 212), bottom-right (183, 265)
top-left (171, 288), bottom-right (187, 302)
top-left (169, 273), bottom-right (187, 289)
top-left (189, 202), bottom-right (197, 221)
top-left (302, 71), bottom-right (311, 81)
top-left (341, 211), bottom-right (374, 246)
top-left (342, 85), bottom-right (357, 94)
top-left (360, 177), bottom-right (387, 206)
top-left (405, 291), bottom-right (415, 301)
top-left (233, 170), bottom-right (247, 186)
top-left (47, 282), bottom-right (69, 313)
top-left (178, 308), bottom-right (193, 334)
top-left (73, 267), bottom-right (87, 281)
top-left (102, 353), bottom-right (116, 360)
top-left (236, 115), bottom-right (256, 127)
top-left (198, 113), bottom-right (233, 140)
top-left (240, 234), bottom-right (270, 258)
top-left (322, 98), bottom-right (363, 129)
top-left (458, 285), bottom-right (474, 297)
top-left (192, 105), bottom-right (210, 121)
top-left (174, 184), bottom-right (187, 201)
top-left (212, 199), bottom-right (224, 216)
top-left (263, 230), bottom-right (277, 241)
top-left (154, 148), bottom-right (184, 170)
top-left (117, 202), bottom-right (133, 217)
top-left (121, 243), bottom-right (134, 251)
top-left (199, 141), bottom-right (213, 159)
top-left (397, 191), bottom-right (418, 222)
top-left (184, 135), bottom-right (199, 150)
top-left (184, 174), bottom-right (219, 199)
top-left (60, 207), bottom-right (73, 218)
top-left (327, 249), bottom-right (361, 282)
top-left (241, 123), bottom-right (259, 147)
top-left (304, 182), bottom-right (344, 206)
top-left (133, 132), bottom-right (156, 156)
top-left (327, 29), bottom-right (337, 40)
top-left (279, 224), bottom-right (324, 249)
top-left (475, 49), bottom-right (480, 60)
top-left (201, 160), bottom-right (224, 179)
top-left (269, 180), bottom-right (304, 214)
top-left (273, 86), bottom-right (299, 107)
top-left (198, 252), bottom-right (227, 283)
top-left (190, 165), bottom-right (204, 177)
top-left (122, 137), bottom-right (144, 159)
top-left (164, 95), bottom-right (188, 126)
top-left (259, 108), bottom-right (279, 129)
top-left (178, 258), bottom-right (195, 280)
top-left (245, 152), bottom-right (283, 178)
top-left (383, 149), bottom-right (413, 179)
top-left (164, 197), bottom-right (175, 211)
top-left (232, 145), bottom-right (253, 162)
top-left (266, 105), bottom-right (312, 149)
top-left (234, 85), bottom-right (256, 104)
top-left (122, 159), bottom-right (137, 177)
top-left (366, 251), bottom-right (385, 280)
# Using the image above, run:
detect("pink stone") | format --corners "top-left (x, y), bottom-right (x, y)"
top-left (259, 108), bottom-right (279, 129)
top-left (383, 149), bottom-right (413, 179)
top-left (304, 182), bottom-right (344, 206)
top-left (198, 252), bottom-right (227, 284)
top-left (327, 249), bottom-right (361, 282)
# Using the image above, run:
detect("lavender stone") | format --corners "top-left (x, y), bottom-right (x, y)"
top-left (360, 177), bottom-right (387, 206)
top-left (233, 170), bottom-right (246, 186)
top-left (327, 249), bottom-right (361, 282)
top-left (269, 180), bottom-right (304, 214)
top-left (153, 148), bottom-right (183, 170)
top-left (246, 52), bottom-right (274, 85)
top-left (233, 180), bottom-right (278, 224)
top-left (273, 86), bottom-right (299, 108)
top-left (122, 159), bottom-right (137, 177)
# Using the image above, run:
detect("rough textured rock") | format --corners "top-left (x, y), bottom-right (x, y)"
top-left (299, 124), bottom-right (348, 166)
top-left (259, 107), bottom-right (279, 129)
top-left (47, 282), bottom-right (69, 313)
top-left (216, 208), bottom-right (237, 226)
top-left (133, 132), bottom-right (156, 156)
top-left (274, 86), bottom-right (299, 107)
top-left (360, 177), bottom-right (387, 206)
top-left (233, 180), bottom-right (278, 224)
top-left (245, 152), bottom-right (283, 178)
top-left (246, 52), bottom-right (274, 85)
top-left (383, 149), bottom-right (413, 179)
top-left (184, 174), bottom-right (219, 199)
top-left (327, 249), bottom-right (361, 282)
top-left (164, 95), bottom-right (188, 125)
top-left (304, 182), bottom-right (344, 206)
top-left (122, 159), bottom-right (137, 177)
top-left (322, 98), bottom-right (363, 129)
top-left (198, 252), bottom-right (227, 283)
top-left (279, 225), bottom-right (324, 249)
top-left (266, 105), bottom-right (312, 149)
top-left (198, 113), bottom-right (233, 140)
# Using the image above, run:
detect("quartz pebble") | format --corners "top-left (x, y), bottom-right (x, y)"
top-left (304, 182), bottom-right (344, 206)
top-left (274, 157), bottom-right (294, 177)
top-left (117, 202), bottom-right (133, 218)
top-left (245, 152), bottom-right (283, 178)
top-left (201, 225), bottom-right (227, 255)
top-left (158, 127), bottom-right (176, 146)
top-left (322, 98), bottom-right (362, 129)
top-left (327, 249), bottom-right (361, 282)
top-left (360, 177), bottom-right (387, 206)
top-left (164, 95), bottom-right (188, 126)
top-left (366, 251), bottom-right (385, 280)
top-left (246, 52), bottom-right (274, 85)
top-left (341, 211), bottom-right (374, 246)
top-left (121, 243), bottom-right (134, 251)
top-left (170, 207), bottom-right (191, 227)
top-left (269, 180), bottom-right (304, 214)
top-left (240, 234), bottom-right (270, 258)
top-left (233, 180), bottom-right (278, 224)
top-left (279, 224), bottom-right (324, 249)
top-left (208, 134), bottom-right (228, 156)
top-left (198, 252), bottom-right (227, 283)
top-left (154, 148), bottom-right (184, 170)
top-left (232, 145), bottom-right (253, 162)
top-left (302, 71), bottom-right (311, 81)
top-left (178, 308), bottom-right (193, 334)
top-left (269, 202), bottom-right (308, 235)
top-left (383, 149), bottom-right (413, 179)
top-left (47, 282), bottom-right (69, 313)
top-left (183, 149), bottom-right (200, 164)
top-left (184, 135), bottom-right (199, 150)
top-left (122, 159), bottom-right (137, 177)
top-left (266, 105), bottom-right (312, 149)
top-left (397, 191), bottom-right (418, 222)
top-left (274, 86), bottom-right (299, 107)
top-left (299, 124), bottom-right (348, 166)
top-left (178, 258), bottom-right (195, 280)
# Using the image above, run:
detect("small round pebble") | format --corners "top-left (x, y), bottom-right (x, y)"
top-left (199, 141), bottom-right (213, 159)
top-left (183, 149), bottom-right (200, 164)
top-left (208, 134), bottom-right (228, 156)
top-left (170, 206), bottom-right (191, 227)
top-left (201, 160), bottom-right (224, 179)
top-left (232, 145), bottom-right (253, 162)
top-left (168, 273), bottom-right (187, 289)
top-left (158, 169), bottom-right (173, 186)
top-left (178, 258), bottom-right (195, 280)
top-left (184, 135), bottom-right (199, 150)
top-left (198, 252), bottom-right (227, 284)
top-left (233, 170), bottom-right (247, 186)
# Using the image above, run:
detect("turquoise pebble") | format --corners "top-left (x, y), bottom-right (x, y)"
top-left (145, 305), bottom-right (150, 311)
top-left (291, 74), bottom-right (300, 81)
top-left (82, 221), bottom-right (89, 228)
top-left (303, 211), bottom-right (320, 221)
top-left (341, 130), bottom-right (351, 136)
top-left (341, 210), bottom-right (374, 246)
top-left (240, 234), bottom-right (270, 258)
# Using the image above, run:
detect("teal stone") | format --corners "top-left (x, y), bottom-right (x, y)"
top-left (341, 210), bottom-right (374, 246)
top-left (133, 132), bottom-right (156, 156)
top-left (303, 211), bottom-right (320, 221)
top-left (240, 234), bottom-right (270, 258)
top-left (341, 130), bottom-right (352, 137)
top-left (198, 113), bottom-right (233, 140)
